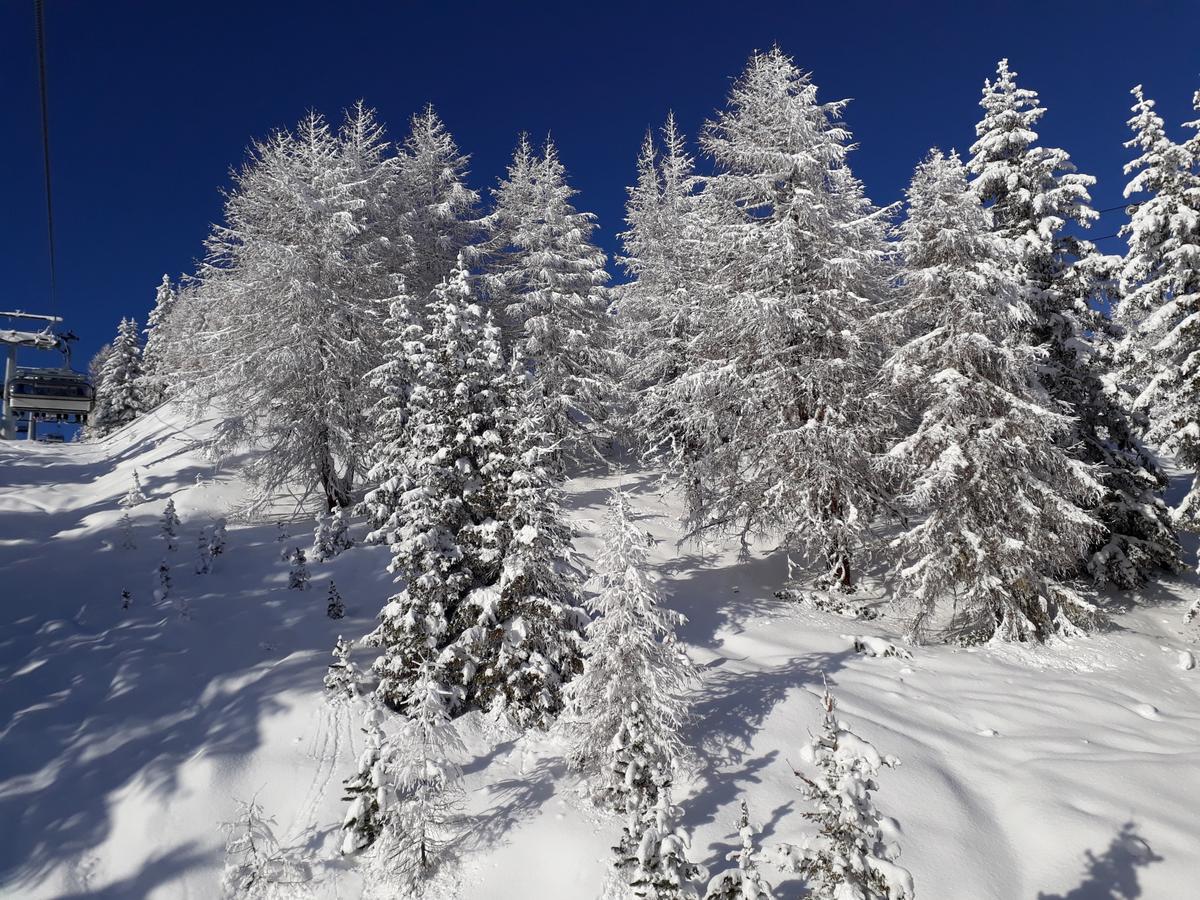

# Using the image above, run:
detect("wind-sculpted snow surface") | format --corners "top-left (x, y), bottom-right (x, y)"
top-left (1, 405), bottom-right (1199, 897)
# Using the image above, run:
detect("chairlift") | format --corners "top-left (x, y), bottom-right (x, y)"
top-left (1, 311), bottom-right (95, 439)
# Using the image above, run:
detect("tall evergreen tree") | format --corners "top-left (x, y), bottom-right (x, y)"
top-left (139, 275), bottom-right (176, 408)
top-left (618, 114), bottom-right (704, 469)
top-left (365, 266), bottom-right (512, 712)
top-left (968, 59), bottom-right (1179, 587)
top-left (1116, 85), bottom-right (1200, 528)
top-left (91, 318), bottom-right (145, 436)
top-left (484, 134), bottom-right (613, 456)
top-left (886, 150), bottom-right (1102, 642)
top-left (564, 489), bottom-right (694, 812)
top-left (450, 379), bottom-right (587, 726)
top-left (663, 48), bottom-right (894, 590)
top-left (395, 105), bottom-right (481, 300)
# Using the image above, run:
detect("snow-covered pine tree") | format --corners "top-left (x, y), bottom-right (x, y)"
top-left (219, 796), bottom-right (309, 898)
top-left (327, 581), bottom-right (345, 619)
top-left (311, 512), bottom-right (336, 563)
top-left (120, 471), bottom-right (148, 508)
top-left (564, 488), bottom-right (694, 812)
top-left (664, 47), bottom-right (894, 590)
top-left (365, 265), bottom-right (511, 712)
top-left (886, 150), bottom-right (1102, 642)
top-left (196, 526), bottom-right (213, 574)
top-left (362, 281), bottom-right (424, 543)
top-left (121, 589), bottom-right (132, 610)
top-left (210, 518), bottom-right (228, 560)
top-left (614, 781), bottom-right (705, 900)
top-left (367, 658), bottom-right (466, 892)
top-left (395, 105), bottom-right (481, 300)
top-left (276, 522), bottom-right (291, 560)
top-left (119, 511), bottom-right (136, 549)
top-left (618, 114), bottom-right (705, 466)
top-left (968, 59), bottom-right (1179, 587)
top-left (154, 558), bottom-right (172, 603)
top-left (91, 317), bottom-right (145, 437)
top-left (189, 105), bottom-right (401, 513)
top-left (161, 498), bottom-right (181, 552)
top-left (483, 133), bottom-right (612, 457)
top-left (777, 687), bottom-right (913, 900)
top-left (139, 275), bottom-right (176, 408)
top-left (340, 700), bottom-right (388, 854)
top-left (1116, 85), bottom-right (1200, 529)
top-left (449, 377), bottom-right (587, 727)
top-left (703, 801), bottom-right (775, 900)
top-left (288, 548), bottom-right (310, 590)
top-left (324, 635), bottom-right (365, 703)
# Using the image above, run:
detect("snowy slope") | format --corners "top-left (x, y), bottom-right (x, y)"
top-left (1, 404), bottom-right (1199, 898)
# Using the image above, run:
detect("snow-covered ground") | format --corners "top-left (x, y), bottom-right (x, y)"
top-left (2, 405), bottom-right (1199, 898)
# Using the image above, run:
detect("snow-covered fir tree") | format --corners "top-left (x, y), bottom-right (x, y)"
top-left (885, 149), bottom-right (1102, 643)
top-left (210, 518), bottom-right (228, 561)
top-left (139, 274), bottom-right (176, 408)
top-left (324, 635), bottom-right (365, 703)
top-left (154, 558), bottom-right (172, 603)
top-left (394, 105), bottom-right (481, 300)
top-left (311, 512), bottom-right (336, 563)
top-left (1116, 85), bottom-right (1200, 528)
top-left (196, 526), bottom-right (213, 574)
top-left (341, 700), bottom-right (387, 854)
top-left (968, 59), bottom-right (1179, 587)
top-left (365, 265), bottom-right (512, 712)
top-left (449, 377), bottom-right (587, 727)
top-left (219, 796), bottom-right (309, 899)
top-left (365, 659), bottom-right (466, 892)
top-left (288, 548), bottom-right (310, 590)
top-left (703, 802), bottom-right (775, 900)
top-left (187, 105), bottom-right (401, 512)
top-left (777, 687), bottom-right (913, 900)
top-left (613, 781), bottom-right (706, 900)
top-left (119, 512), bottom-right (136, 549)
top-left (161, 498), bottom-right (181, 552)
top-left (362, 281), bottom-right (423, 543)
top-left (120, 471), bottom-right (147, 508)
top-left (275, 522), bottom-right (291, 561)
top-left (564, 488), bottom-right (694, 812)
top-left (327, 581), bottom-right (345, 619)
top-left (659, 47), bottom-right (894, 590)
top-left (617, 113), bottom-right (705, 467)
top-left (483, 133), bottom-right (612, 456)
top-left (91, 317), bottom-right (145, 437)
top-left (121, 589), bottom-right (132, 610)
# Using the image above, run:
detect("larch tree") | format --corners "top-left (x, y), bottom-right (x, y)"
top-left (484, 133), bottom-right (613, 456)
top-left (564, 488), bottom-right (694, 813)
top-left (1115, 85), bottom-right (1200, 529)
top-left (968, 59), bottom-right (1179, 587)
top-left (886, 150), bottom-right (1102, 643)
top-left (189, 105), bottom-right (400, 512)
top-left (664, 47), bottom-right (894, 591)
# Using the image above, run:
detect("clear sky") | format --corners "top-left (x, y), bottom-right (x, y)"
top-left (2, 0), bottom-right (1198, 369)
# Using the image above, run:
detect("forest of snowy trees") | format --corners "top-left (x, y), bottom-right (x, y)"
top-left (84, 47), bottom-right (1200, 896)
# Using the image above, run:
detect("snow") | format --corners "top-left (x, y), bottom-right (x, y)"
top-left (2, 403), bottom-right (1200, 897)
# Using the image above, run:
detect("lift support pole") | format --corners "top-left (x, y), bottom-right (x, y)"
top-left (2, 345), bottom-right (15, 440)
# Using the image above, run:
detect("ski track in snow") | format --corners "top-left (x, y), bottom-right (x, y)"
top-left (2, 404), bottom-right (1200, 898)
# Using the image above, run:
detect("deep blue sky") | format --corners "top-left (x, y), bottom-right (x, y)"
top-left (3, 0), bottom-right (1198, 369)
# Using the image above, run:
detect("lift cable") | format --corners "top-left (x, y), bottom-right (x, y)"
top-left (34, 0), bottom-right (58, 314)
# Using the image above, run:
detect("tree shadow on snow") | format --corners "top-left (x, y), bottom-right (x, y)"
top-left (1037, 822), bottom-right (1163, 900)
top-left (462, 756), bottom-right (562, 853)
